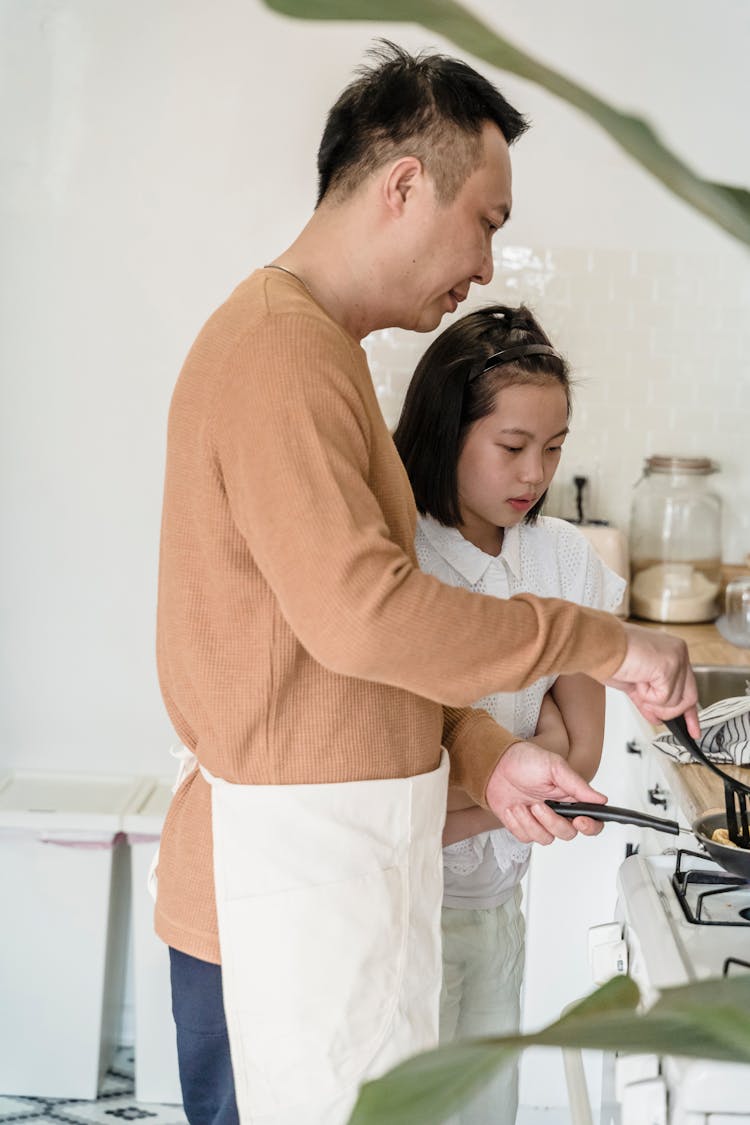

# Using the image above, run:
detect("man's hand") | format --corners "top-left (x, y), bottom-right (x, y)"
top-left (608, 624), bottom-right (700, 737)
top-left (485, 741), bottom-right (608, 845)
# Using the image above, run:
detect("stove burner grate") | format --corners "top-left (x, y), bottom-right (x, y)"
top-left (672, 848), bottom-right (750, 926)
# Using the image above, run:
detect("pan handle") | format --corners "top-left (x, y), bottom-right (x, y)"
top-left (545, 800), bottom-right (681, 835)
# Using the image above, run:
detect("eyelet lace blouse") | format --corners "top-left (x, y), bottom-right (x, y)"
top-left (416, 514), bottom-right (626, 909)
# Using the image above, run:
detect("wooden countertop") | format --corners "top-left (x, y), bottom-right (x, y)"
top-left (627, 618), bottom-right (750, 668)
top-left (629, 620), bottom-right (750, 818)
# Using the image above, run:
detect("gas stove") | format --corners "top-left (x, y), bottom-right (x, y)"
top-left (618, 849), bottom-right (750, 993)
top-left (672, 848), bottom-right (750, 930)
top-left (613, 849), bottom-right (750, 1122)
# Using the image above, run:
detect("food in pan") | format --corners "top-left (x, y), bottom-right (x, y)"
top-left (711, 827), bottom-right (739, 848)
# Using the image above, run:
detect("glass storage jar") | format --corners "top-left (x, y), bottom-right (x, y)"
top-left (629, 455), bottom-right (722, 623)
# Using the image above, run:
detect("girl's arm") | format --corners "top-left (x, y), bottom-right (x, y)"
top-left (443, 806), bottom-right (503, 846)
top-left (549, 673), bottom-right (606, 782)
top-left (447, 786), bottom-right (475, 811)
top-left (444, 785), bottom-right (502, 844)
top-left (444, 674), bottom-right (604, 844)
top-left (533, 690), bottom-right (571, 757)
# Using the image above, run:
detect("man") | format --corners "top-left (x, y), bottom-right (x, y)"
top-left (156, 42), bottom-right (696, 1125)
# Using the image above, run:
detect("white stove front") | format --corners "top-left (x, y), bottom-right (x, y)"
top-left (612, 850), bottom-right (750, 1123)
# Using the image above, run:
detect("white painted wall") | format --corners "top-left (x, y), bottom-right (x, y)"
top-left (2, 1), bottom-right (747, 778)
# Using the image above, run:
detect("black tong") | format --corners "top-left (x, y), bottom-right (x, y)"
top-left (664, 714), bottom-right (750, 848)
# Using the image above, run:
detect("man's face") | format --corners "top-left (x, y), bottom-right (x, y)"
top-left (394, 122), bottom-right (512, 332)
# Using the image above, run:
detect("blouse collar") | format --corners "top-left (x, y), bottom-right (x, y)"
top-left (418, 514), bottom-right (522, 584)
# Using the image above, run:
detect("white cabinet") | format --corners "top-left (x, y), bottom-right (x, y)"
top-left (620, 1074), bottom-right (668, 1125)
top-left (598, 687), bottom-right (656, 817)
top-left (519, 689), bottom-right (659, 1112)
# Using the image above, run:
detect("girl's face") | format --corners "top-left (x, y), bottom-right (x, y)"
top-left (456, 380), bottom-right (569, 555)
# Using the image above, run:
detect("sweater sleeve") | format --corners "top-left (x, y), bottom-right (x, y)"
top-left (213, 312), bottom-right (627, 713)
top-left (442, 706), bottom-right (518, 806)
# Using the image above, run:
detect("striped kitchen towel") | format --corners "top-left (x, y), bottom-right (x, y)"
top-left (653, 694), bottom-right (750, 765)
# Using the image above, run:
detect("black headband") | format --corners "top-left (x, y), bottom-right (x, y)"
top-left (468, 343), bottom-right (563, 382)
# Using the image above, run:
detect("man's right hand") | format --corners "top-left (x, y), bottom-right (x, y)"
top-left (606, 623), bottom-right (699, 736)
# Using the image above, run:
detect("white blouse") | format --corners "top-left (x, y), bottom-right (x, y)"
top-left (415, 514), bottom-right (626, 909)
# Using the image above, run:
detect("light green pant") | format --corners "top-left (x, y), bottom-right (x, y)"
top-left (439, 886), bottom-right (525, 1125)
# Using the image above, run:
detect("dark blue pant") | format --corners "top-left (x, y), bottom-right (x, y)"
top-left (169, 947), bottom-right (240, 1125)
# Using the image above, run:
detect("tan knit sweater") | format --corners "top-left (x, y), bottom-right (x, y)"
top-left (155, 269), bottom-right (626, 963)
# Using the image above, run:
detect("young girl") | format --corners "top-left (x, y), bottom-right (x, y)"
top-left (393, 305), bottom-right (625, 1125)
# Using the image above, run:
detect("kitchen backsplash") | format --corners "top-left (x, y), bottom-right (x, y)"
top-left (365, 245), bottom-right (750, 563)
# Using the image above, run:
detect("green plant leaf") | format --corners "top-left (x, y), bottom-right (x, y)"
top-left (554, 971), bottom-right (640, 1019)
top-left (261, 0), bottom-right (750, 247)
top-left (348, 974), bottom-right (750, 1125)
top-left (348, 976), bottom-right (639, 1125)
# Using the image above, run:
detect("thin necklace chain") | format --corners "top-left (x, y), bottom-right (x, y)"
top-left (263, 262), bottom-right (312, 296)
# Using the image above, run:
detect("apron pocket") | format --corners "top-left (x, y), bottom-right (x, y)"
top-left (219, 862), bottom-right (408, 1114)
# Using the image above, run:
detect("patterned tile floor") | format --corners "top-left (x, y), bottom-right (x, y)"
top-left (0, 1049), bottom-right (187, 1125)
top-left (0, 1054), bottom-right (589, 1124)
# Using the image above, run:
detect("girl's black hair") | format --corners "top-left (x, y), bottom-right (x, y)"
top-left (393, 304), bottom-right (571, 528)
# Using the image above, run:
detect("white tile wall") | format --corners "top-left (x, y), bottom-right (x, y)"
top-left (366, 246), bottom-right (750, 562)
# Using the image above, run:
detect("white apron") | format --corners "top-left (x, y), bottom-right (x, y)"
top-left (202, 749), bottom-right (449, 1125)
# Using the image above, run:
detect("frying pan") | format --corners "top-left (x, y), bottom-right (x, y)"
top-left (664, 715), bottom-right (750, 847)
top-left (545, 800), bottom-right (750, 881)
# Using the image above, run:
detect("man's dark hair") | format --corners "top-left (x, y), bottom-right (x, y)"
top-left (316, 40), bottom-right (529, 206)
top-left (393, 305), bottom-right (571, 528)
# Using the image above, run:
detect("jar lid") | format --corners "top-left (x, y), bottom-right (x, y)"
top-left (644, 455), bottom-right (719, 475)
